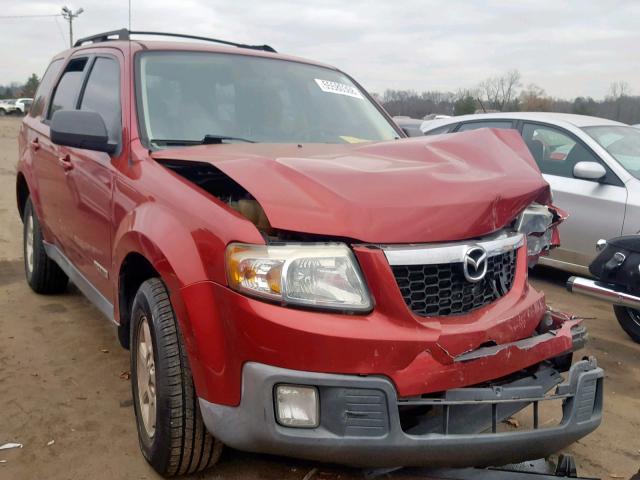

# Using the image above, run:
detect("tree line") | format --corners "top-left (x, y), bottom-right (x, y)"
top-left (3, 70), bottom-right (639, 124)
top-left (376, 70), bottom-right (640, 124)
top-left (0, 74), bottom-right (40, 99)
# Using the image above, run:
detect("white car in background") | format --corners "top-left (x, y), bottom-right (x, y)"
top-left (421, 112), bottom-right (640, 274)
top-left (0, 99), bottom-right (17, 116)
top-left (14, 97), bottom-right (33, 115)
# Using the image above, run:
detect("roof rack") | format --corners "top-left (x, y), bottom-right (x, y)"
top-left (73, 28), bottom-right (276, 53)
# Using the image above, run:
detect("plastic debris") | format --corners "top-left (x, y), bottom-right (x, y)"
top-left (302, 468), bottom-right (318, 480)
top-left (47, 440), bottom-right (55, 446)
top-left (0, 443), bottom-right (22, 451)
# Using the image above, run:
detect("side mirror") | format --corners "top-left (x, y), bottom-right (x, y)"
top-left (573, 161), bottom-right (606, 181)
top-left (50, 110), bottom-right (116, 154)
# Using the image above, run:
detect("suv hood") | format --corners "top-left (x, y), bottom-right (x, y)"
top-left (151, 129), bottom-right (549, 243)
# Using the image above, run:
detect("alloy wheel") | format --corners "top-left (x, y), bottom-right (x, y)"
top-left (136, 316), bottom-right (157, 438)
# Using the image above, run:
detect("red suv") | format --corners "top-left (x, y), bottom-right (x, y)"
top-left (17, 29), bottom-right (602, 476)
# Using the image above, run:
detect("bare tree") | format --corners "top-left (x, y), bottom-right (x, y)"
top-left (519, 84), bottom-right (552, 112)
top-left (478, 70), bottom-right (522, 111)
top-left (609, 81), bottom-right (631, 100)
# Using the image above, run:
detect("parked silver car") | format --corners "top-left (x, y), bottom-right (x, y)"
top-left (421, 112), bottom-right (640, 274)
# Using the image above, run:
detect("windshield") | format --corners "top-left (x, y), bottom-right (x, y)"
top-left (136, 51), bottom-right (399, 146)
top-left (583, 125), bottom-right (640, 179)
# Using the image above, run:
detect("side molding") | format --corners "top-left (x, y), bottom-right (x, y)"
top-left (43, 242), bottom-right (115, 323)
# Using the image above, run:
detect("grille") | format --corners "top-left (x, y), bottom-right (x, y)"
top-left (391, 250), bottom-right (517, 317)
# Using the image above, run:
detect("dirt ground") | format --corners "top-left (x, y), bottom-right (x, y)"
top-left (0, 115), bottom-right (639, 480)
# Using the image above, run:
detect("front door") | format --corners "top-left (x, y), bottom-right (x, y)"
top-left (521, 122), bottom-right (627, 268)
top-left (58, 54), bottom-right (124, 299)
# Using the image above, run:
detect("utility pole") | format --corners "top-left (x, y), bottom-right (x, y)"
top-left (61, 6), bottom-right (84, 47)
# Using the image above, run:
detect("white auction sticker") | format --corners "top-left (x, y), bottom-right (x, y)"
top-left (314, 79), bottom-right (364, 99)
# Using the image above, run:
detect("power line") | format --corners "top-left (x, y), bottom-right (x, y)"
top-left (53, 16), bottom-right (68, 47)
top-left (0, 14), bottom-right (61, 19)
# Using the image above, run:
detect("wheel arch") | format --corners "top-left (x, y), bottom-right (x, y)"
top-left (112, 204), bottom-right (220, 398)
top-left (16, 171), bottom-right (30, 221)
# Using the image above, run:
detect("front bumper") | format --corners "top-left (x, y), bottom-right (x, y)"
top-left (199, 358), bottom-right (603, 467)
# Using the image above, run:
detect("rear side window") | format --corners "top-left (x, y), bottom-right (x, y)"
top-left (457, 120), bottom-right (514, 132)
top-left (80, 57), bottom-right (121, 143)
top-left (424, 124), bottom-right (455, 136)
top-left (47, 57), bottom-right (88, 120)
top-left (30, 59), bottom-right (64, 118)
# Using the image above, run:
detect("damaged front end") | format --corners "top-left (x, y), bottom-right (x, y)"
top-left (152, 131), bottom-right (601, 466)
top-left (515, 202), bottom-right (567, 267)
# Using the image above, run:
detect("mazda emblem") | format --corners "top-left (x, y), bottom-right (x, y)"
top-left (463, 246), bottom-right (488, 283)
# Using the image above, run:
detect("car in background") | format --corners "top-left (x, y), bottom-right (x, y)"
top-left (0, 99), bottom-right (17, 116)
top-left (392, 116), bottom-right (424, 136)
top-left (394, 114), bottom-right (453, 137)
top-left (421, 112), bottom-right (640, 274)
top-left (14, 98), bottom-right (33, 115)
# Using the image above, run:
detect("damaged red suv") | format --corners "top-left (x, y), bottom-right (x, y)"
top-left (17, 29), bottom-right (602, 476)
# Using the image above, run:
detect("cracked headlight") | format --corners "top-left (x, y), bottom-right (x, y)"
top-left (515, 203), bottom-right (554, 258)
top-left (225, 243), bottom-right (372, 311)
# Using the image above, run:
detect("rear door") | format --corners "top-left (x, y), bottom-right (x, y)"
top-left (32, 56), bottom-right (90, 248)
top-left (520, 122), bottom-right (626, 267)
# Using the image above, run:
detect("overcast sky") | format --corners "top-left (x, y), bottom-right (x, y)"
top-left (1, 0), bottom-right (638, 99)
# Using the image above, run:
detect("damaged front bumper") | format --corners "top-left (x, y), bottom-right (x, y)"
top-left (199, 357), bottom-right (603, 468)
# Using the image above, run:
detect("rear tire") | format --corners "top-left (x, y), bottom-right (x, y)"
top-left (23, 198), bottom-right (68, 294)
top-left (130, 278), bottom-right (222, 476)
top-left (613, 306), bottom-right (640, 343)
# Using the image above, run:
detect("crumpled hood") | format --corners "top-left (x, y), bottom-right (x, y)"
top-left (151, 128), bottom-right (550, 243)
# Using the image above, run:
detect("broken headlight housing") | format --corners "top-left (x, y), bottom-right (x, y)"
top-left (225, 243), bottom-right (372, 312)
top-left (515, 203), bottom-right (554, 259)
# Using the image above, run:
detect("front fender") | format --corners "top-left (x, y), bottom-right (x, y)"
top-left (112, 201), bottom-right (263, 401)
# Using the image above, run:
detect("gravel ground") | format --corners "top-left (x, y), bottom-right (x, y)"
top-left (0, 116), bottom-right (639, 479)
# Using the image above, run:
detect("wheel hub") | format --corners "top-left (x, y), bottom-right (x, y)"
top-left (25, 213), bottom-right (34, 274)
top-left (136, 316), bottom-right (157, 438)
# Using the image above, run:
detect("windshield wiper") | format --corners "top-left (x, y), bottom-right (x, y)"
top-left (150, 139), bottom-right (200, 147)
top-left (150, 135), bottom-right (256, 148)
top-left (201, 134), bottom-right (256, 144)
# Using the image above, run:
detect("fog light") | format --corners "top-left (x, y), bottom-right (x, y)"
top-left (275, 384), bottom-right (319, 428)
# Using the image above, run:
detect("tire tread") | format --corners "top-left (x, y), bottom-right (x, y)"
top-left (134, 278), bottom-right (222, 476)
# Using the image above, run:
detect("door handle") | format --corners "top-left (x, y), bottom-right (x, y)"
top-left (58, 154), bottom-right (74, 171)
top-left (30, 138), bottom-right (40, 151)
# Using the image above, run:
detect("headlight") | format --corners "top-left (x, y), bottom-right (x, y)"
top-left (515, 203), bottom-right (554, 257)
top-left (225, 243), bottom-right (372, 311)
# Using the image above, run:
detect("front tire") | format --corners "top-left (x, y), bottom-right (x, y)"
top-left (23, 198), bottom-right (68, 293)
top-left (613, 306), bottom-right (640, 343)
top-left (130, 278), bottom-right (222, 476)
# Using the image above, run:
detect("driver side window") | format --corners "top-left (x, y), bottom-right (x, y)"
top-left (522, 123), bottom-right (600, 179)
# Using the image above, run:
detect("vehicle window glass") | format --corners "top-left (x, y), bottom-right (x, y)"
top-left (457, 121), bottom-right (513, 132)
top-left (30, 59), bottom-right (64, 118)
top-left (137, 51), bottom-right (400, 146)
top-left (424, 124), bottom-right (454, 135)
top-left (47, 57), bottom-right (88, 120)
top-left (522, 123), bottom-right (601, 178)
top-left (583, 125), bottom-right (640, 180)
top-left (80, 57), bottom-right (121, 143)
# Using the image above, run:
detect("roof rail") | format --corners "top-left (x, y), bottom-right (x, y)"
top-left (73, 28), bottom-right (277, 53)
